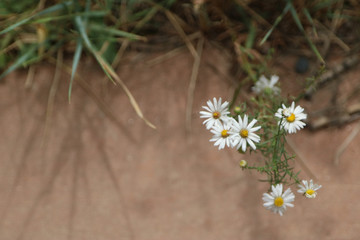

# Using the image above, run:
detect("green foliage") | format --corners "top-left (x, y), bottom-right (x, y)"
top-left (0, 0), bottom-right (358, 127)
top-left (225, 83), bottom-right (304, 189)
top-left (0, 0), bottom-right (38, 14)
top-left (1, 0), bottom-right (358, 80)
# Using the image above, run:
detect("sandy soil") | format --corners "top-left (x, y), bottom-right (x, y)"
top-left (0, 44), bottom-right (359, 240)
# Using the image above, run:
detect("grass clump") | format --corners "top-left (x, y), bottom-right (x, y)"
top-left (1, 0), bottom-right (359, 126)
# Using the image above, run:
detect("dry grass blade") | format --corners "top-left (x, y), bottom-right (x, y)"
top-left (165, 10), bottom-right (198, 58)
top-left (75, 15), bottom-right (155, 129)
top-left (111, 39), bottom-right (130, 68)
top-left (314, 20), bottom-right (350, 53)
top-left (24, 65), bottom-right (35, 89)
top-left (234, 0), bottom-right (271, 27)
top-left (146, 46), bottom-right (185, 66)
top-left (47, 57), bottom-right (137, 142)
top-left (42, 48), bottom-right (63, 148)
top-left (93, 51), bottom-right (156, 129)
top-left (134, 7), bottom-right (158, 32)
top-left (186, 36), bottom-right (204, 133)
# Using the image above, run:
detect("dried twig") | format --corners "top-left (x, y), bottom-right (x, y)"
top-left (305, 54), bottom-right (359, 99)
top-left (308, 103), bottom-right (360, 130)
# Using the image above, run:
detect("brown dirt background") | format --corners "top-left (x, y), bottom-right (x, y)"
top-left (0, 44), bottom-right (360, 240)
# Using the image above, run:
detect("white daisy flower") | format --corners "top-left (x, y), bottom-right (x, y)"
top-left (297, 179), bottom-right (322, 198)
top-left (209, 122), bottom-right (233, 150)
top-left (200, 97), bottom-right (231, 129)
top-left (263, 184), bottom-right (295, 216)
top-left (252, 75), bottom-right (281, 95)
top-left (229, 114), bottom-right (261, 152)
top-left (275, 101), bottom-right (307, 134)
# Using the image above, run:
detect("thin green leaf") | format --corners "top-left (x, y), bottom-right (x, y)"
top-left (303, 8), bottom-right (318, 37)
top-left (69, 39), bottom-right (83, 102)
top-left (0, 45), bottom-right (37, 80)
top-left (245, 21), bottom-right (256, 49)
top-left (313, 0), bottom-right (339, 11)
top-left (289, 4), bottom-right (324, 63)
top-left (75, 16), bottom-right (155, 128)
top-left (0, 17), bottom-right (33, 35)
top-left (84, 0), bottom-right (92, 25)
top-left (75, 16), bottom-right (92, 49)
top-left (289, 4), bottom-right (305, 32)
top-left (75, 16), bottom-right (115, 83)
top-left (164, 0), bottom-right (176, 7)
top-left (33, 11), bottom-right (108, 24)
top-left (36, 1), bottom-right (72, 17)
top-left (0, 1), bottom-right (73, 35)
top-left (260, 1), bottom-right (291, 45)
top-left (89, 24), bottom-right (147, 41)
top-left (133, 7), bottom-right (158, 32)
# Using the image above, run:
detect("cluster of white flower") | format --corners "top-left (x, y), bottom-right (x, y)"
top-left (200, 97), bottom-right (261, 152)
top-left (200, 95), bottom-right (321, 216)
top-left (200, 97), bottom-right (308, 152)
top-left (263, 180), bottom-right (322, 216)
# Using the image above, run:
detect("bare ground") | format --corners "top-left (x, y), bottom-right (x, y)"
top-left (0, 44), bottom-right (359, 240)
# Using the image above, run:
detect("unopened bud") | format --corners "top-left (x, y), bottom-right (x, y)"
top-left (239, 160), bottom-right (247, 168)
top-left (234, 106), bottom-right (241, 114)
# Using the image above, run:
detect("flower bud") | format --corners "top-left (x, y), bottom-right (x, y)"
top-left (234, 106), bottom-right (241, 114)
top-left (239, 160), bottom-right (247, 168)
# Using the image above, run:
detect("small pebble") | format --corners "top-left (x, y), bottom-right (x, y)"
top-left (295, 56), bottom-right (309, 74)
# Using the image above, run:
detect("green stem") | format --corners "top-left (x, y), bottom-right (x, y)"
top-left (271, 118), bottom-right (284, 184)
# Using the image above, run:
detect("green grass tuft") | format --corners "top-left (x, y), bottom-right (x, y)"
top-left (1, 0), bottom-right (359, 126)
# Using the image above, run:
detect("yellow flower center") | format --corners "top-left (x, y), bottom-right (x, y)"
top-left (306, 189), bottom-right (315, 196)
top-left (274, 197), bottom-right (284, 207)
top-left (240, 129), bottom-right (248, 138)
top-left (286, 113), bottom-right (295, 123)
top-left (264, 87), bottom-right (272, 95)
top-left (213, 111), bottom-right (220, 119)
top-left (221, 129), bottom-right (229, 138)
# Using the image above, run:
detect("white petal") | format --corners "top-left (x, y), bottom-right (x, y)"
top-left (243, 114), bottom-right (248, 127)
top-left (247, 139), bottom-right (256, 150)
top-left (247, 119), bottom-right (258, 129)
top-left (270, 75), bottom-right (279, 86)
top-left (241, 140), bottom-right (247, 152)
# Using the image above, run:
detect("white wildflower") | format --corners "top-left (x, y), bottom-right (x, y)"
top-left (263, 184), bottom-right (295, 216)
top-left (200, 97), bottom-right (231, 129)
top-left (230, 114), bottom-right (261, 152)
top-left (275, 101), bottom-right (307, 134)
top-left (209, 122), bottom-right (233, 150)
top-left (252, 75), bottom-right (281, 95)
top-left (297, 179), bottom-right (322, 198)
